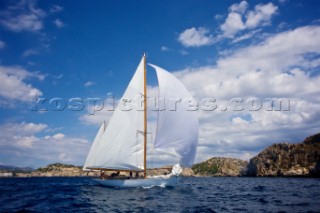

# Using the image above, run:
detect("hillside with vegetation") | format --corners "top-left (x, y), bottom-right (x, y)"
top-left (192, 157), bottom-right (248, 176)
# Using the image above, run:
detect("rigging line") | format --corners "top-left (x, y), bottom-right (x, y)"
top-left (143, 53), bottom-right (147, 179)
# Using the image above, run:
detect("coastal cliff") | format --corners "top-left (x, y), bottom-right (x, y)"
top-left (192, 157), bottom-right (248, 176)
top-left (247, 133), bottom-right (320, 177)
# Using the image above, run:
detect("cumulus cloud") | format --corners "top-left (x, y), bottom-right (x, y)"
top-left (178, 1), bottom-right (278, 47)
top-left (0, 0), bottom-right (46, 32)
top-left (0, 122), bottom-right (89, 167)
top-left (220, 12), bottom-right (246, 38)
top-left (0, 122), bottom-right (46, 148)
top-left (220, 1), bottom-right (278, 38)
top-left (178, 27), bottom-right (214, 47)
top-left (217, 26), bottom-right (320, 76)
top-left (230, 0), bottom-right (248, 14)
top-left (174, 25), bottom-right (320, 162)
top-left (0, 65), bottom-right (44, 103)
top-left (245, 3), bottom-right (278, 28)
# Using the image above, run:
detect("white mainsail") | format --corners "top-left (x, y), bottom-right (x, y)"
top-left (84, 57), bottom-right (145, 171)
top-left (150, 64), bottom-right (199, 167)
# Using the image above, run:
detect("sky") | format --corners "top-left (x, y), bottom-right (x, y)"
top-left (0, 0), bottom-right (320, 168)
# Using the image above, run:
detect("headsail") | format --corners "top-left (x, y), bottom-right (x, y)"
top-left (150, 64), bottom-right (199, 167)
top-left (83, 122), bottom-right (105, 170)
top-left (84, 57), bottom-right (145, 171)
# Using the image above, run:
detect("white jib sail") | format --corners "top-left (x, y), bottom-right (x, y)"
top-left (83, 122), bottom-right (105, 170)
top-left (150, 64), bottom-right (199, 167)
top-left (84, 56), bottom-right (145, 171)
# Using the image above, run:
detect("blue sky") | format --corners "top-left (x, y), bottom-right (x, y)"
top-left (0, 0), bottom-right (320, 168)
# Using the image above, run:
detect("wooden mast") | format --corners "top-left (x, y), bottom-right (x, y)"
top-left (143, 53), bottom-right (147, 179)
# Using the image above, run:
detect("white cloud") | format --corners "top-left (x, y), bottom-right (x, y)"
top-left (0, 39), bottom-right (5, 48)
top-left (178, 1), bottom-right (278, 46)
top-left (4, 122), bottom-right (47, 137)
top-left (173, 25), bottom-right (320, 163)
top-left (22, 49), bottom-right (38, 57)
top-left (232, 117), bottom-right (249, 125)
top-left (53, 18), bottom-right (64, 28)
top-left (217, 25), bottom-right (320, 76)
top-left (53, 133), bottom-right (65, 140)
top-left (0, 0), bottom-right (46, 32)
top-left (0, 122), bottom-right (89, 167)
top-left (245, 3), bottom-right (278, 28)
top-left (220, 1), bottom-right (278, 38)
top-left (232, 29), bottom-right (261, 43)
top-left (0, 66), bottom-right (44, 102)
top-left (50, 5), bottom-right (64, 13)
top-left (84, 81), bottom-right (96, 87)
top-left (161, 46), bottom-right (170, 51)
top-left (45, 133), bottom-right (65, 140)
top-left (178, 27), bottom-right (214, 47)
top-left (0, 122), bottom-right (47, 148)
top-left (221, 12), bottom-right (246, 38)
top-left (229, 0), bottom-right (248, 14)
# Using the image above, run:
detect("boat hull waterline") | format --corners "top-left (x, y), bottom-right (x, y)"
top-left (94, 175), bottom-right (180, 188)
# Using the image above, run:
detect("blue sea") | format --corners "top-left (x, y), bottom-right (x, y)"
top-left (0, 177), bottom-right (319, 212)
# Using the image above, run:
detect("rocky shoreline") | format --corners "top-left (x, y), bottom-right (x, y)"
top-left (247, 133), bottom-right (320, 177)
top-left (1, 132), bottom-right (319, 178)
top-left (192, 132), bottom-right (320, 177)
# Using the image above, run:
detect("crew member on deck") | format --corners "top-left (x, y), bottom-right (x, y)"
top-left (100, 171), bottom-right (106, 179)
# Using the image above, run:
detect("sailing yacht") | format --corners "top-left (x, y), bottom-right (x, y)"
top-left (83, 54), bottom-right (198, 187)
